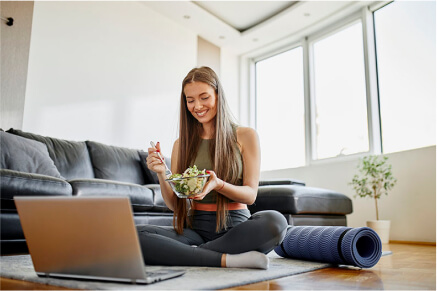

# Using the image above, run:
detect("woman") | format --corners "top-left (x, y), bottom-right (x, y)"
top-left (139, 66), bottom-right (287, 269)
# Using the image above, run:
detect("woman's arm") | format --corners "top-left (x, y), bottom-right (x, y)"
top-left (147, 140), bottom-right (179, 211)
top-left (194, 127), bottom-right (261, 205)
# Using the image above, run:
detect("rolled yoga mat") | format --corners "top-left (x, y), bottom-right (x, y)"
top-left (274, 226), bottom-right (382, 268)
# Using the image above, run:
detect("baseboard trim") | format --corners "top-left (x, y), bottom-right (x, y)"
top-left (389, 240), bottom-right (436, 246)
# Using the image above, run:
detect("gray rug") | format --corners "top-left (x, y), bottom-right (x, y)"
top-left (0, 252), bottom-right (331, 290)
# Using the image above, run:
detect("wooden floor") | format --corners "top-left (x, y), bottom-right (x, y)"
top-left (1, 243), bottom-right (435, 290)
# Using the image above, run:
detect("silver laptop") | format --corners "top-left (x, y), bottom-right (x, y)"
top-left (15, 196), bottom-right (185, 284)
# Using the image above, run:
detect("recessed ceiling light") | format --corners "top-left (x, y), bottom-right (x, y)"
top-left (219, 36), bottom-right (225, 40)
top-left (304, 13), bottom-right (310, 17)
top-left (183, 15), bottom-right (191, 19)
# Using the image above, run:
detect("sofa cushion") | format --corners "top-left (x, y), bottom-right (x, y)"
top-left (6, 129), bottom-right (94, 180)
top-left (0, 132), bottom-right (63, 179)
top-left (250, 185), bottom-right (353, 215)
top-left (1, 212), bottom-right (25, 240)
top-left (86, 141), bottom-right (145, 185)
top-left (134, 213), bottom-right (173, 226)
top-left (138, 151), bottom-right (172, 184)
top-left (0, 169), bottom-right (73, 210)
top-left (144, 184), bottom-right (172, 212)
top-left (69, 179), bottom-right (154, 212)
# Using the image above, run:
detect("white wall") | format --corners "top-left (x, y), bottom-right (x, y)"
top-left (220, 48), bottom-right (240, 123)
top-left (261, 146), bottom-right (436, 243)
top-left (1, 1), bottom-right (34, 130)
top-left (24, 1), bottom-right (197, 155)
top-left (197, 36), bottom-right (221, 76)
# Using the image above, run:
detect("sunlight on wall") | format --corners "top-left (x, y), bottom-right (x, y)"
top-left (23, 1), bottom-right (196, 151)
top-left (36, 100), bottom-right (116, 142)
top-left (122, 96), bottom-right (180, 155)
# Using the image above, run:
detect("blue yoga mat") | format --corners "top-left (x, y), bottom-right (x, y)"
top-left (274, 226), bottom-right (382, 268)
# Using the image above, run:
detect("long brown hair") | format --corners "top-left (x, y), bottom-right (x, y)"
top-left (173, 66), bottom-right (241, 234)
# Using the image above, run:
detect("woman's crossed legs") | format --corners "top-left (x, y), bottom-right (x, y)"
top-left (137, 210), bottom-right (288, 268)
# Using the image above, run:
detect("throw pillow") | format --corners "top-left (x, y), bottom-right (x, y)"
top-left (139, 151), bottom-right (158, 184)
top-left (6, 128), bottom-right (94, 180)
top-left (86, 141), bottom-right (145, 185)
top-left (0, 131), bottom-right (63, 179)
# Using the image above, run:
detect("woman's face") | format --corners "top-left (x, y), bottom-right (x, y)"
top-left (184, 81), bottom-right (218, 125)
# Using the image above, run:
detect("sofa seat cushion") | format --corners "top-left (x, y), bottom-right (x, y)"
top-left (86, 141), bottom-right (145, 185)
top-left (134, 212), bottom-right (173, 226)
top-left (0, 132), bottom-right (63, 179)
top-left (70, 179), bottom-right (156, 212)
top-left (6, 129), bottom-right (94, 180)
top-left (1, 212), bottom-right (24, 240)
top-left (0, 169), bottom-right (73, 210)
top-left (144, 184), bottom-right (172, 212)
top-left (250, 185), bottom-right (353, 215)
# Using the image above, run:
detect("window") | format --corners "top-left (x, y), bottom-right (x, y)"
top-left (252, 1), bottom-right (436, 171)
top-left (255, 47), bottom-right (305, 171)
top-left (374, 1), bottom-right (436, 153)
top-left (311, 22), bottom-right (369, 160)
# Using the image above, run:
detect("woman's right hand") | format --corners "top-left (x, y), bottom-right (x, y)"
top-left (146, 142), bottom-right (166, 175)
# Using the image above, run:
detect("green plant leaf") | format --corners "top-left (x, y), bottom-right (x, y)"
top-left (349, 155), bottom-right (397, 202)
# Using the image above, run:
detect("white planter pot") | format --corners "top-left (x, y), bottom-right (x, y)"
top-left (367, 220), bottom-right (391, 244)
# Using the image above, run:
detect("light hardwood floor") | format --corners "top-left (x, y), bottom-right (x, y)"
top-left (1, 243), bottom-right (435, 290)
top-left (223, 243), bottom-right (436, 290)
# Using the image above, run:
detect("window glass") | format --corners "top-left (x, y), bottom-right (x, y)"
top-left (255, 47), bottom-right (305, 171)
top-left (374, 1), bottom-right (436, 153)
top-left (312, 22), bottom-right (369, 160)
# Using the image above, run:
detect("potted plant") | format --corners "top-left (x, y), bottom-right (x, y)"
top-left (349, 155), bottom-right (397, 243)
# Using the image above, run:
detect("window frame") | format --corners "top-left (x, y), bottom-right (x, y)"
top-left (249, 5), bottom-right (387, 168)
top-left (306, 11), bottom-right (381, 165)
top-left (253, 42), bottom-right (306, 170)
top-left (370, 0), bottom-right (436, 154)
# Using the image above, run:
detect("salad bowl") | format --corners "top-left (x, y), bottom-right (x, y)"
top-left (166, 174), bottom-right (210, 198)
top-left (165, 165), bottom-right (210, 198)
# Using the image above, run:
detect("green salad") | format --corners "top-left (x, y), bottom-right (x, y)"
top-left (168, 165), bottom-right (208, 197)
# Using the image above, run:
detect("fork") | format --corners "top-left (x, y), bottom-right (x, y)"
top-left (150, 141), bottom-right (172, 177)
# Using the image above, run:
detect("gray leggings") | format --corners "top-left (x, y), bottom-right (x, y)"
top-left (137, 210), bottom-right (288, 267)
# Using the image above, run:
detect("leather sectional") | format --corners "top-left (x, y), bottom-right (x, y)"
top-left (0, 128), bottom-right (353, 255)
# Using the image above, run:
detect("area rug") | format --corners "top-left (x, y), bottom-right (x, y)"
top-left (0, 252), bottom-right (330, 290)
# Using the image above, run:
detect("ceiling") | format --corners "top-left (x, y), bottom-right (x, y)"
top-left (141, 1), bottom-right (375, 55)
top-left (193, 1), bottom-right (298, 32)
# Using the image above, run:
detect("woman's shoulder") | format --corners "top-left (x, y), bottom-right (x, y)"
top-left (236, 126), bottom-right (258, 139)
top-left (236, 127), bottom-right (259, 151)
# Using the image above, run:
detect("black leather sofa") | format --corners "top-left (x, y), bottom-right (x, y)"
top-left (0, 128), bottom-right (353, 255)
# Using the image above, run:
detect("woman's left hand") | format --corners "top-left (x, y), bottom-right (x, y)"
top-left (190, 170), bottom-right (223, 201)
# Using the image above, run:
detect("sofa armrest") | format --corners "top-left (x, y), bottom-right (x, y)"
top-left (0, 169), bottom-right (72, 210)
top-left (259, 178), bottom-right (305, 186)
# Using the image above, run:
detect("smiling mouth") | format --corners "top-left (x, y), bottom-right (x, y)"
top-left (196, 110), bottom-right (208, 117)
